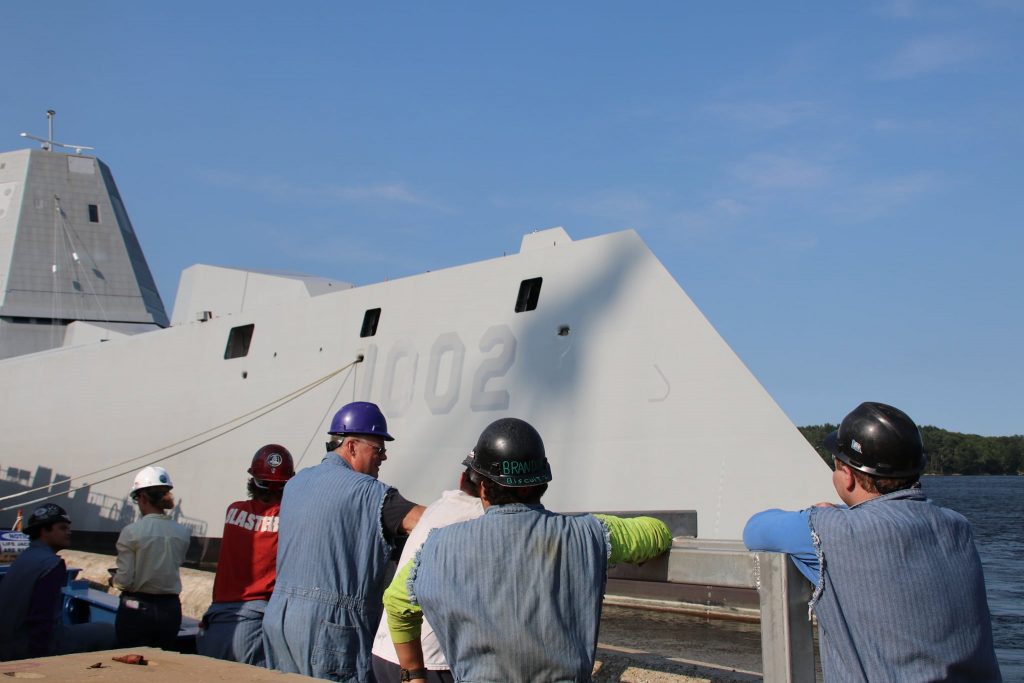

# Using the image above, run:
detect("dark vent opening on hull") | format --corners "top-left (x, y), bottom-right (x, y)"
top-left (88, 204), bottom-right (99, 223)
top-left (515, 277), bottom-right (543, 312)
top-left (360, 308), bottom-right (381, 338)
top-left (224, 324), bottom-right (255, 359)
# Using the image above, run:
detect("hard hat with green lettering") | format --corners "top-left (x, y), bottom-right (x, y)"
top-left (462, 418), bottom-right (551, 487)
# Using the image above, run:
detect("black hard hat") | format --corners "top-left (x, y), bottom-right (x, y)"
top-left (25, 503), bottom-right (71, 531)
top-left (824, 402), bottom-right (925, 478)
top-left (462, 418), bottom-right (552, 487)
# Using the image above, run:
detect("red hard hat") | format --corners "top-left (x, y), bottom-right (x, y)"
top-left (248, 444), bottom-right (295, 483)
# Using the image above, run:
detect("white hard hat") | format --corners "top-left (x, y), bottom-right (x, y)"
top-left (130, 466), bottom-right (173, 496)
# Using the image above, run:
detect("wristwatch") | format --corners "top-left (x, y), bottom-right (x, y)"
top-left (399, 668), bottom-right (428, 681)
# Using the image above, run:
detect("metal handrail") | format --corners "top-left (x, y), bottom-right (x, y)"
top-left (608, 538), bottom-right (815, 682)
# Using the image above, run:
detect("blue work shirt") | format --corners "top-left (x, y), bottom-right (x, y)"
top-left (742, 507), bottom-right (821, 584)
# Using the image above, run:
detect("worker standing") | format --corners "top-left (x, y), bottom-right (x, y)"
top-left (263, 401), bottom-right (424, 681)
top-left (112, 466), bottom-right (191, 651)
top-left (384, 418), bottom-right (673, 682)
top-left (197, 444), bottom-right (295, 666)
top-left (370, 470), bottom-right (484, 682)
top-left (0, 504), bottom-right (116, 660)
top-left (744, 402), bottom-right (1001, 682)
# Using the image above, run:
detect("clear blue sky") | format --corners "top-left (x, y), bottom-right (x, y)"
top-left (4, 2), bottom-right (1021, 435)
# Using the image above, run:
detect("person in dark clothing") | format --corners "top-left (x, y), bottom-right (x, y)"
top-left (0, 504), bottom-right (116, 660)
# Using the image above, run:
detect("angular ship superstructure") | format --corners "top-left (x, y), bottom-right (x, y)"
top-left (0, 147), bottom-right (167, 359)
top-left (0, 144), bottom-right (833, 563)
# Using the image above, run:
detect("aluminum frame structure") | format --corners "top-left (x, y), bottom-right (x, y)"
top-left (609, 538), bottom-right (816, 682)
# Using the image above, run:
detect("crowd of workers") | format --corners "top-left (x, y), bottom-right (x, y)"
top-left (0, 400), bottom-right (1002, 681)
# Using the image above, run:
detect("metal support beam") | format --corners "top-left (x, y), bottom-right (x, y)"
top-left (606, 538), bottom-right (816, 682)
top-left (755, 552), bottom-right (815, 683)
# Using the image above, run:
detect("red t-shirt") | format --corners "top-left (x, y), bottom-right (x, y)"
top-left (211, 499), bottom-right (282, 603)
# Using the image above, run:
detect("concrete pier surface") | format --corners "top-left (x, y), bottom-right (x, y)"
top-left (0, 646), bottom-right (315, 681)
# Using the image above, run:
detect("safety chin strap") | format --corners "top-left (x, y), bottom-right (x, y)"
top-left (251, 479), bottom-right (285, 491)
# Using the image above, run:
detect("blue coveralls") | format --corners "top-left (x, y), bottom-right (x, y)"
top-left (263, 455), bottom-right (391, 681)
top-left (411, 503), bottom-right (609, 682)
top-left (745, 489), bottom-right (1001, 682)
top-left (197, 599), bottom-right (269, 666)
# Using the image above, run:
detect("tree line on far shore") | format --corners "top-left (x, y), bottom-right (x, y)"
top-left (798, 425), bottom-right (1024, 475)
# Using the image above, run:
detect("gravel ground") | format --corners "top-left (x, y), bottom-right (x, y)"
top-left (594, 605), bottom-right (765, 682)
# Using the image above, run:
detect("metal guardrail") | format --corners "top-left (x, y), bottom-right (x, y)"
top-left (608, 538), bottom-right (815, 683)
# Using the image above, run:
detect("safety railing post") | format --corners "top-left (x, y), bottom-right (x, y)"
top-left (755, 552), bottom-right (815, 683)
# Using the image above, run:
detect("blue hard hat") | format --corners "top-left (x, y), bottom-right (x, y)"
top-left (328, 401), bottom-right (395, 441)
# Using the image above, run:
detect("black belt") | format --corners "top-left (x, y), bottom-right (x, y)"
top-left (120, 591), bottom-right (179, 600)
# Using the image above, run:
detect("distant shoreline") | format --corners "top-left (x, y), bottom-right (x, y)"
top-left (920, 473), bottom-right (1023, 477)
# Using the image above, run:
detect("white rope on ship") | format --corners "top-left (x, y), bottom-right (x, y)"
top-left (0, 357), bottom-right (361, 512)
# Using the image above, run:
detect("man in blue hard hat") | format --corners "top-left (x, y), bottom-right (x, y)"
top-left (263, 401), bottom-right (424, 681)
top-left (0, 504), bottom-right (116, 660)
top-left (743, 402), bottom-right (1001, 682)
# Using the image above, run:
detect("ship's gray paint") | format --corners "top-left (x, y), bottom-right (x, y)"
top-left (0, 149), bottom-right (168, 359)
top-left (170, 264), bottom-right (352, 326)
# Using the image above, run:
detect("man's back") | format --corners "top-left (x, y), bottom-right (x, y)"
top-left (810, 490), bottom-right (1000, 682)
top-left (273, 455), bottom-right (391, 595)
top-left (413, 504), bottom-right (609, 682)
top-left (114, 513), bottom-right (190, 594)
top-left (212, 498), bottom-right (282, 603)
top-left (263, 454), bottom-right (393, 680)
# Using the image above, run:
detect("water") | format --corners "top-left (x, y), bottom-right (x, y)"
top-left (921, 476), bottom-right (1024, 680)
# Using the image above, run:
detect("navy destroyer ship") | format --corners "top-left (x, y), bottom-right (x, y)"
top-left (0, 133), bottom-right (832, 564)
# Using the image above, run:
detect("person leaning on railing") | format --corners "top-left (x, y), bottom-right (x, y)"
top-left (743, 402), bottom-right (1001, 682)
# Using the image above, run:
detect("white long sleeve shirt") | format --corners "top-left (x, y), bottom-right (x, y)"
top-left (113, 513), bottom-right (190, 594)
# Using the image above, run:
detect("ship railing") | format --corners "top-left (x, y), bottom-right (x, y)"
top-left (602, 512), bottom-right (815, 683)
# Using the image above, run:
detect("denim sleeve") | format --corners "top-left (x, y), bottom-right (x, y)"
top-left (742, 509), bottom-right (819, 584)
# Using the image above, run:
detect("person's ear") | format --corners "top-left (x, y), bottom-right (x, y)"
top-left (837, 463), bottom-right (857, 493)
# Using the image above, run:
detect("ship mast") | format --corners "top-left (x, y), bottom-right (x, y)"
top-left (19, 109), bottom-right (94, 154)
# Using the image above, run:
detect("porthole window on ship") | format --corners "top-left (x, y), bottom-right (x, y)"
top-left (515, 277), bottom-right (543, 312)
top-left (88, 204), bottom-right (99, 223)
top-left (224, 324), bottom-right (255, 359)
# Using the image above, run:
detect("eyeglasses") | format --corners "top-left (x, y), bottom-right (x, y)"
top-left (355, 439), bottom-right (386, 457)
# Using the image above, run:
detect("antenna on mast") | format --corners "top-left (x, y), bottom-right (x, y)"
top-left (18, 109), bottom-right (95, 155)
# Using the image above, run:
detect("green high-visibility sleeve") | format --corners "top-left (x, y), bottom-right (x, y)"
top-left (383, 558), bottom-right (423, 644)
top-left (593, 514), bottom-right (673, 565)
